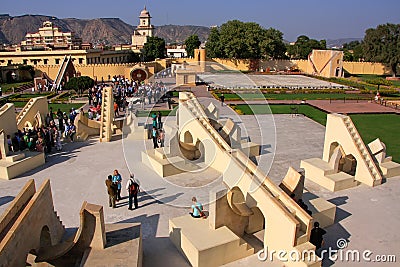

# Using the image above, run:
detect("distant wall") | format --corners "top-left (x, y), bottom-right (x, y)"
top-left (35, 63), bottom-right (157, 82)
top-left (211, 58), bottom-right (397, 76)
top-left (32, 58), bottom-right (400, 83)
top-left (342, 61), bottom-right (399, 75)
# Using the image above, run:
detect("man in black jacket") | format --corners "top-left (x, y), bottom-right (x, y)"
top-left (126, 174), bottom-right (140, 210)
top-left (310, 222), bottom-right (327, 250)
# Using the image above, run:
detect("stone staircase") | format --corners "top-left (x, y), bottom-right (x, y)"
top-left (15, 81), bottom-right (34, 93)
top-left (181, 92), bottom-right (312, 249)
top-left (181, 97), bottom-right (231, 152)
top-left (182, 93), bottom-right (310, 251)
top-left (53, 55), bottom-right (71, 90)
top-left (99, 87), bottom-right (114, 142)
top-left (343, 116), bottom-right (382, 185)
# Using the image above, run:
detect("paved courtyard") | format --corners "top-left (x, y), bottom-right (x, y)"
top-left (0, 113), bottom-right (399, 266)
top-left (198, 74), bottom-right (345, 89)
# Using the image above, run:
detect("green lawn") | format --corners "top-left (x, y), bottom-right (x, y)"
top-left (350, 114), bottom-right (400, 162)
top-left (233, 103), bottom-right (399, 162)
top-left (11, 101), bottom-right (83, 113)
top-left (49, 103), bottom-right (84, 113)
top-left (15, 93), bottom-right (52, 99)
top-left (0, 82), bottom-right (32, 93)
top-left (136, 109), bottom-right (177, 118)
top-left (233, 104), bottom-right (327, 125)
top-left (11, 102), bottom-right (28, 108)
top-left (217, 93), bottom-right (371, 101)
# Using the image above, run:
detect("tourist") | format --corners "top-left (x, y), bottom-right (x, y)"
top-left (220, 93), bottom-right (225, 106)
top-left (112, 169), bottom-right (122, 201)
top-left (55, 129), bottom-right (62, 151)
top-left (126, 174), bottom-right (140, 210)
top-left (57, 109), bottom-right (63, 131)
top-left (96, 110), bottom-right (101, 121)
top-left (63, 112), bottom-right (68, 126)
top-left (157, 111), bottom-right (162, 129)
top-left (114, 101), bottom-right (119, 117)
top-left (6, 134), bottom-right (12, 151)
top-left (88, 109), bottom-right (94, 120)
top-left (309, 222), bottom-right (327, 250)
top-left (151, 126), bottom-right (159, 149)
top-left (158, 129), bottom-right (165, 148)
top-left (88, 91), bottom-right (93, 105)
top-left (297, 199), bottom-right (312, 215)
top-left (36, 132), bottom-right (44, 152)
top-left (105, 175), bottom-right (117, 208)
top-left (151, 112), bottom-right (157, 128)
top-left (68, 123), bottom-right (76, 142)
top-left (69, 108), bottom-right (77, 124)
top-left (45, 113), bottom-right (52, 127)
top-left (190, 197), bottom-right (205, 218)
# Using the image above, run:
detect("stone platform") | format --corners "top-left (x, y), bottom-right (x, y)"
top-left (169, 215), bottom-right (254, 267)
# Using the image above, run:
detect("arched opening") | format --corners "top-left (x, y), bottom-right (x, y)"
top-left (40, 225), bottom-right (52, 248)
top-left (183, 131), bottom-right (193, 144)
top-left (179, 131), bottom-right (202, 161)
top-left (335, 67), bottom-right (341, 77)
top-left (339, 154), bottom-right (357, 176)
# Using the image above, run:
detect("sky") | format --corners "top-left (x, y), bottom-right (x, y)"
top-left (1, 0), bottom-right (399, 41)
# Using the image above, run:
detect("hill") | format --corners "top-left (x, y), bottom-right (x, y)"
top-left (154, 25), bottom-right (210, 44)
top-left (326, 38), bottom-right (363, 48)
top-left (0, 14), bottom-right (210, 46)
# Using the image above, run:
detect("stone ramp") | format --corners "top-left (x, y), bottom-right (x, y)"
top-left (0, 180), bottom-right (65, 267)
top-left (75, 113), bottom-right (101, 141)
top-left (33, 201), bottom-right (106, 265)
top-left (167, 92), bottom-right (319, 267)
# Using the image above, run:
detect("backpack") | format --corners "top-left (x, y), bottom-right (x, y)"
top-left (129, 179), bottom-right (139, 194)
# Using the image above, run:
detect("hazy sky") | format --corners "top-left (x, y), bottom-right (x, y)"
top-left (1, 0), bottom-right (399, 41)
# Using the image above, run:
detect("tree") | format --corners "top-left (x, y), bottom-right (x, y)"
top-left (126, 52), bottom-right (141, 63)
top-left (142, 37), bottom-right (166, 61)
top-left (261, 28), bottom-right (287, 59)
top-left (184, 35), bottom-right (201, 58)
top-left (342, 41), bottom-right (364, 61)
top-left (205, 20), bottom-right (287, 60)
top-left (363, 23), bottom-right (400, 77)
top-left (205, 27), bottom-right (223, 58)
top-left (287, 35), bottom-right (327, 59)
top-left (65, 76), bottom-right (94, 96)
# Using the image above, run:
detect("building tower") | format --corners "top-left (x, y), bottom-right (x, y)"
top-left (131, 6), bottom-right (155, 50)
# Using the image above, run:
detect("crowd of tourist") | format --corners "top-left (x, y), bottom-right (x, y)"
top-left (8, 106), bottom-right (82, 157)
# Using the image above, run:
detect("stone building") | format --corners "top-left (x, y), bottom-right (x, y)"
top-left (131, 7), bottom-right (155, 51)
top-left (21, 21), bottom-right (82, 50)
